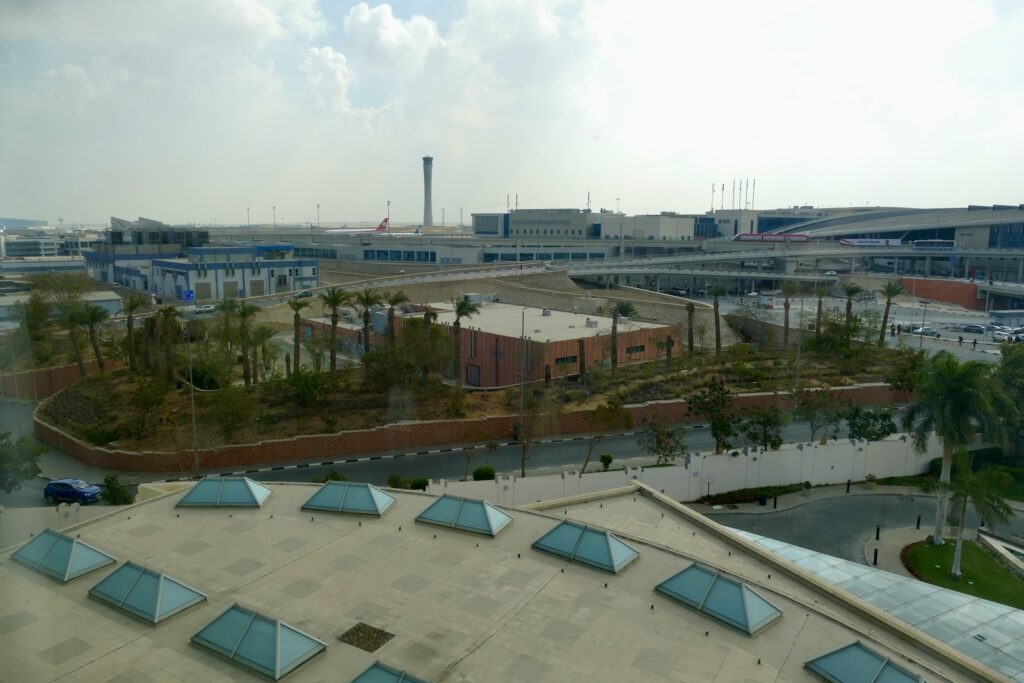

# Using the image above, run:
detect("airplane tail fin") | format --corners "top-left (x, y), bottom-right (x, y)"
top-left (375, 218), bottom-right (388, 232)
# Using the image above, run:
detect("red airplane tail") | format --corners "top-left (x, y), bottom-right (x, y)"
top-left (374, 218), bottom-right (388, 232)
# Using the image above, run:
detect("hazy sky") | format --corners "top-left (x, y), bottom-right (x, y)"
top-left (2, 0), bottom-right (1022, 226)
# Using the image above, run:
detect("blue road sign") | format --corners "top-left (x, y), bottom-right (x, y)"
top-left (183, 290), bottom-right (195, 303)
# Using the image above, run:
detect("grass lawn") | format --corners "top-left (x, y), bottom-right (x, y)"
top-left (902, 539), bottom-right (1024, 610)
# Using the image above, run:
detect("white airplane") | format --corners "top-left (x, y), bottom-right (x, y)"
top-left (324, 218), bottom-right (389, 234)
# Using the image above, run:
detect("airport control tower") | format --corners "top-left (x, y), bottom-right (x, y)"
top-left (422, 156), bottom-right (434, 227)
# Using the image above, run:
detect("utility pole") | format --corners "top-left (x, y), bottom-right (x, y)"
top-left (519, 306), bottom-right (527, 476)
top-left (387, 200), bottom-right (391, 237)
top-left (316, 203), bottom-right (320, 232)
top-left (185, 328), bottom-right (199, 478)
top-left (459, 208), bottom-right (464, 228)
top-left (246, 207), bottom-right (250, 232)
top-left (272, 206), bottom-right (276, 230)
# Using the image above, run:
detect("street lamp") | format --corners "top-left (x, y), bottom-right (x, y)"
top-left (246, 207), bottom-right (250, 232)
top-left (387, 200), bottom-right (390, 237)
top-left (272, 205), bottom-right (276, 230)
top-left (183, 326), bottom-right (199, 477)
top-left (919, 301), bottom-right (929, 351)
top-left (316, 203), bottom-right (320, 232)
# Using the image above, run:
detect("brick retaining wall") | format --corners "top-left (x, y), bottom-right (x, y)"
top-left (2, 359), bottom-right (123, 400)
top-left (33, 382), bottom-right (908, 473)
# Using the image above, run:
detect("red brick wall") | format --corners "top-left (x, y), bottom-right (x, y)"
top-left (34, 383), bottom-right (908, 473)
top-left (900, 278), bottom-right (983, 311)
top-left (1, 359), bottom-right (124, 400)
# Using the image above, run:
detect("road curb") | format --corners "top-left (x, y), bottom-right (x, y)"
top-left (702, 490), bottom-right (938, 516)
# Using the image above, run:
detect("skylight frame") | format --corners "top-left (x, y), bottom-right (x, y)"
top-left (301, 481), bottom-right (396, 517)
top-left (531, 520), bottom-right (640, 574)
top-left (176, 477), bottom-right (272, 509)
top-left (350, 661), bottom-right (430, 683)
top-left (88, 560), bottom-right (207, 624)
top-left (10, 528), bottom-right (116, 583)
top-left (804, 640), bottom-right (923, 683)
top-left (655, 563), bottom-right (783, 635)
top-left (415, 494), bottom-right (512, 537)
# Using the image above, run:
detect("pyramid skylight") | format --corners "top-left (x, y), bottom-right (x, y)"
top-left (10, 528), bottom-right (116, 583)
top-left (191, 603), bottom-right (326, 680)
top-left (176, 477), bottom-right (272, 508)
top-left (655, 564), bottom-right (782, 635)
top-left (416, 495), bottom-right (512, 537)
top-left (532, 520), bottom-right (639, 574)
top-left (302, 481), bottom-right (395, 516)
top-left (350, 661), bottom-right (430, 683)
top-left (805, 641), bottom-right (922, 682)
top-left (89, 561), bottom-right (206, 624)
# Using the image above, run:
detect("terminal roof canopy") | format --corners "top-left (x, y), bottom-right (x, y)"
top-left (191, 603), bottom-right (326, 680)
top-left (10, 528), bottom-right (116, 583)
top-left (416, 495), bottom-right (512, 537)
top-left (350, 661), bottom-right (430, 683)
top-left (804, 641), bottom-right (922, 682)
top-left (655, 563), bottom-right (782, 635)
top-left (302, 481), bottom-right (396, 516)
top-left (176, 477), bottom-right (272, 508)
top-left (532, 520), bottom-right (639, 573)
top-left (89, 561), bottom-right (206, 624)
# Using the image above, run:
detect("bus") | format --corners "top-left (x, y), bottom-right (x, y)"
top-left (912, 239), bottom-right (954, 251)
top-left (732, 233), bottom-right (809, 243)
top-left (839, 238), bottom-right (901, 247)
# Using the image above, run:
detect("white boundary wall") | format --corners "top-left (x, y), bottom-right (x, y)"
top-left (426, 433), bottom-right (942, 506)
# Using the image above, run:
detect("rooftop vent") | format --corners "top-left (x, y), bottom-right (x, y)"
top-left (542, 307), bottom-right (552, 316)
top-left (585, 318), bottom-right (598, 328)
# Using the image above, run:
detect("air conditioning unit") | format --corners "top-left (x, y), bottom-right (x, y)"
top-left (585, 318), bottom-right (598, 328)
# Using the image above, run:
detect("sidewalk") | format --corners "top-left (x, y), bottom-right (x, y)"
top-left (862, 526), bottom-right (930, 577)
top-left (36, 449), bottom-right (154, 486)
top-left (688, 483), bottom-right (930, 516)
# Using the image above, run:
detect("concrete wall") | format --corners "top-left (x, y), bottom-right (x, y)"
top-left (899, 278), bottom-right (983, 310)
top-left (427, 433), bottom-right (941, 505)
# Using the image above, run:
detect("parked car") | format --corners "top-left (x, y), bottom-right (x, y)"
top-left (195, 304), bottom-right (216, 315)
top-left (824, 270), bottom-right (838, 276)
top-left (44, 478), bottom-right (102, 504)
top-left (911, 327), bottom-right (940, 337)
top-left (294, 290), bottom-right (313, 299)
top-left (961, 324), bottom-right (985, 334)
top-left (994, 330), bottom-right (1011, 342)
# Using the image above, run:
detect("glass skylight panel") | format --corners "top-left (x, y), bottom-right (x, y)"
top-left (11, 529), bottom-right (116, 583)
top-left (416, 495), bottom-right (512, 537)
top-left (302, 481), bottom-right (395, 516)
top-left (804, 641), bottom-right (921, 683)
top-left (351, 662), bottom-right (430, 682)
top-left (532, 521), bottom-right (640, 573)
top-left (89, 561), bottom-right (206, 623)
top-left (176, 477), bottom-right (271, 508)
top-left (655, 564), bottom-right (782, 635)
top-left (192, 604), bottom-right (326, 680)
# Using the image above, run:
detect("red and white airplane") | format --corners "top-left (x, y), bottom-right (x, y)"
top-left (324, 218), bottom-right (389, 234)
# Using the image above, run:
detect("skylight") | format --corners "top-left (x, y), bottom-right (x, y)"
top-left (176, 477), bottom-right (272, 508)
top-left (804, 641), bottom-right (922, 682)
top-left (532, 520), bottom-right (639, 573)
top-left (655, 564), bottom-right (782, 635)
top-left (350, 661), bottom-right (430, 683)
top-left (302, 481), bottom-right (396, 516)
top-left (89, 561), bottom-right (206, 624)
top-left (416, 495), bottom-right (512, 537)
top-left (10, 528), bottom-right (116, 583)
top-left (191, 603), bottom-right (326, 680)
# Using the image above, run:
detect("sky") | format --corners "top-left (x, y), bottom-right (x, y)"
top-left (1, 0), bottom-right (1022, 226)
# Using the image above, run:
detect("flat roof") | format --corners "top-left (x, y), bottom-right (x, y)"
top-left (0, 484), bottom-right (974, 682)
top-left (425, 301), bottom-right (665, 341)
top-left (0, 290), bottom-right (121, 306)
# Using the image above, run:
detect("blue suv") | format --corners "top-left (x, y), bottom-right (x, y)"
top-left (44, 478), bottom-right (102, 504)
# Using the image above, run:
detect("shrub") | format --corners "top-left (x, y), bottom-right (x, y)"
top-left (699, 482), bottom-right (806, 505)
top-left (409, 477), bottom-right (429, 491)
top-left (472, 465), bottom-right (496, 481)
top-left (81, 425), bottom-right (123, 446)
top-left (599, 453), bottom-right (614, 471)
top-left (386, 473), bottom-right (411, 489)
top-left (100, 474), bottom-right (133, 505)
top-left (312, 469), bottom-right (347, 484)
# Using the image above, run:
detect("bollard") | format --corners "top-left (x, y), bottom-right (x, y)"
top-left (846, 479), bottom-right (851, 494)
top-left (872, 548), bottom-right (878, 566)
top-left (916, 515), bottom-right (921, 530)
top-left (875, 524), bottom-right (880, 541)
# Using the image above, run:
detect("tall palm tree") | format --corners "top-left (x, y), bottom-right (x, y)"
top-left (609, 301), bottom-right (638, 373)
top-left (814, 287), bottom-right (826, 338)
top-left (319, 287), bottom-right (351, 371)
top-left (451, 297), bottom-right (481, 385)
top-left (215, 297), bottom-right (240, 349)
top-left (52, 292), bottom-right (86, 377)
top-left (123, 293), bottom-right (145, 372)
top-left (82, 304), bottom-right (110, 372)
top-left (248, 324), bottom-right (276, 384)
top-left (287, 299), bottom-right (310, 372)
top-left (780, 282), bottom-right (799, 350)
top-left (157, 305), bottom-right (180, 384)
top-left (904, 352), bottom-right (1005, 545)
top-left (709, 285), bottom-right (728, 355)
top-left (878, 281), bottom-right (904, 347)
top-left (236, 302), bottom-right (260, 388)
top-left (930, 449), bottom-right (1015, 579)
top-left (353, 288), bottom-right (383, 355)
top-left (685, 302), bottom-right (695, 355)
top-left (383, 290), bottom-right (410, 348)
top-left (841, 284), bottom-right (864, 326)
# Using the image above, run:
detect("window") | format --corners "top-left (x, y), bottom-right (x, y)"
top-left (554, 355), bottom-right (578, 366)
top-left (626, 345), bottom-right (645, 354)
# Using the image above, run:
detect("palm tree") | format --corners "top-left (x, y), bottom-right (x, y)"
top-left (929, 449), bottom-right (1016, 579)
top-left (287, 299), bottom-right (310, 372)
top-left (157, 305), bottom-right (180, 383)
top-left (878, 281), bottom-right (904, 347)
top-left (814, 287), bottom-right (827, 338)
top-left (383, 290), bottom-right (410, 348)
top-left (841, 284), bottom-right (864, 326)
top-left (123, 293), bottom-right (145, 372)
top-left (248, 325), bottom-right (276, 384)
top-left (319, 287), bottom-right (351, 372)
top-left (451, 297), bottom-right (481, 385)
top-left (82, 304), bottom-right (110, 372)
top-left (780, 282), bottom-right (799, 350)
top-left (709, 285), bottom-right (727, 355)
top-left (215, 297), bottom-right (240, 349)
top-left (52, 292), bottom-right (86, 377)
top-left (609, 301), bottom-right (638, 373)
top-left (420, 305), bottom-right (438, 382)
top-left (353, 288), bottom-right (382, 355)
top-left (236, 302), bottom-right (260, 389)
top-left (685, 302), bottom-right (695, 355)
top-left (303, 330), bottom-right (328, 373)
top-left (904, 352), bottom-right (1004, 545)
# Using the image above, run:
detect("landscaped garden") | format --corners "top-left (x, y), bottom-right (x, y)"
top-left (902, 539), bottom-right (1024, 609)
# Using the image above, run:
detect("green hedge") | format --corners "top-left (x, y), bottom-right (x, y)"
top-left (700, 481), bottom-right (810, 505)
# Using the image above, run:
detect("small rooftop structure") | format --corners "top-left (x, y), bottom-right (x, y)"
top-left (10, 528), bottom-right (116, 583)
top-left (191, 603), bottom-right (326, 680)
top-left (302, 481), bottom-right (396, 516)
top-left (655, 563), bottom-right (782, 635)
top-left (176, 477), bottom-right (272, 508)
top-left (532, 520), bottom-right (639, 574)
top-left (415, 494), bottom-right (512, 537)
top-left (805, 640), bottom-right (923, 682)
top-left (89, 561), bottom-right (206, 624)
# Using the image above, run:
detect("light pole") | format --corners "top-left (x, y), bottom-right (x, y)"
top-left (616, 197), bottom-right (620, 213)
top-left (518, 306), bottom-right (526, 475)
top-left (272, 205), bottom-right (276, 230)
top-left (184, 327), bottom-right (199, 478)
top-left (919, 301), bottom-right (929, 351)
top-left (316, 203), bottom-right (320, 232)
top-left (246, 207), bottom-right (250, 232)
top-left (459, 208), bottom-right (464, 228)
top-left (387, 200), bottom-right (390, 237)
